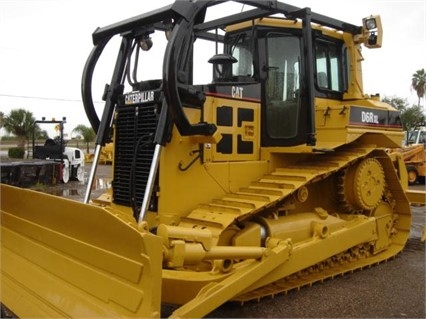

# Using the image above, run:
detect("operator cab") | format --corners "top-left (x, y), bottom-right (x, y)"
top-left (216, 20), bottom-right (348, 147)
top-left (407, 128), bottom-right (426, 146)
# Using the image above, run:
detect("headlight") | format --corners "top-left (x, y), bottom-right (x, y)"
top-left (364, 18), bottom-right (377, 30)
top-left (361, 15), bottom-right (382, 48)
top-left (140, 36), bottom-right (153, 51)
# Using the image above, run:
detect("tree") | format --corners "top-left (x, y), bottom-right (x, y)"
top-left (0, 111), bottom-right (4, 129)
top-left (402, 105), bottom-right (425, 131)
top-left (382, 96), bottom-right (407, 112)
top-left (72, 124), bottom-right (95, 153)
top-left (411, 68), bottom-right (426, 108)
top-left (2, 108), bottom-right (38, 147)
top-left (35, 129), bottom-right (49, 140)
top-left (383, 96), bottom-right (425, 131)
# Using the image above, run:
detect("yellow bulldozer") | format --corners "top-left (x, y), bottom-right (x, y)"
top-left (404, 126), bottom-right (426, 184)
top-left (1, 1), bottom-right (425, 318)
top-left (85, 142), bottom-right (114, 165)
top-left (396, 143), bottom-right (426, 185)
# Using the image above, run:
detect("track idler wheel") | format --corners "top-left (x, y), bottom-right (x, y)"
top-left (339, 158), bottom-right (386, 213)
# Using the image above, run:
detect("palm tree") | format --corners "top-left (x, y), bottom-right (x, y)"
top-left (411, 68), bottom-right (426, 108)
top-left (72, 124), bottom-right (95, 153)
top-left (3, 109), bottom-right (38, 147)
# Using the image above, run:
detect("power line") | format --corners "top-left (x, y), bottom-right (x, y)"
top-left (0, 93), bottom-right (103, 104)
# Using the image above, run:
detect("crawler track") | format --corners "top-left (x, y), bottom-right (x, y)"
top-left (233, 242), bottom-right (403, 302)
top-left (178, 145), bottom-right (411, 300)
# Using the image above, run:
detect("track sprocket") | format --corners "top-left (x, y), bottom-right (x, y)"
top-left (338, 158), bottom-right (386, 213)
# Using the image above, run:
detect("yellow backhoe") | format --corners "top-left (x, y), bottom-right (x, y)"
top-left (1, 1), bottom-right (424, 318)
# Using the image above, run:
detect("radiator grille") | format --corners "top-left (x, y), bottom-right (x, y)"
top-left (113, 104), bottom-right (158, 208)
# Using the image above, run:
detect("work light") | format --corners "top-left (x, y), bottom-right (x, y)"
top-left (364, 17), bottom-right (377, 30)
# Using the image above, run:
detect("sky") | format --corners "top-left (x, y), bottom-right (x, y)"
top-left (0, 0), bottom-right (425, 137)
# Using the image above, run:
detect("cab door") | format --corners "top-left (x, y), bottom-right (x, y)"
top-left (260, 32), bottom-right (307, 147)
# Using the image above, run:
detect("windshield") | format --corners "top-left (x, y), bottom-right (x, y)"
top-left (407, 130), bottom-right (426, 145)
top-left (407, 131), bottom-right (420, 144)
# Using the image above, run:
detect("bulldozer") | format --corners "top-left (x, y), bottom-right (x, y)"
top-left (1, 1), bottom-right (424, 318)
top-left (395, 143), bottom-right (426, 185)
top-left (404, 125), bottom-right (426, 184)
top-left (85, 142), bottom-right (114, 165)
top-left (389, 125), bottom-right (426, 185)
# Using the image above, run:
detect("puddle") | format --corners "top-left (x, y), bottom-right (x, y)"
top-left (31, 177), bottom-right (112, 200)
top-left (90, 177), bottom-right (112, 191)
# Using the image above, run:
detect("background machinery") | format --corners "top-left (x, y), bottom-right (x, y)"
top-left (0, 118), bottom-right (85, 187)
top-left (85, 142), bottom-right (114, 165)
top-left (1, 1), bottom-right (423, 318)
top-left (404, 125), bottom-right (426, 184)
top-left (32, 118), bottom-right (85, 183)
top-left (406, 125), bottom-right (426, 146)
top-left (396, 143), bottom-right (426, 185)
top-left (389, 125), bottom-right (426, 185)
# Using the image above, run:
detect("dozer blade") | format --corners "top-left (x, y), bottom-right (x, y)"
top-left (0, 184), bottom-right (163, 318)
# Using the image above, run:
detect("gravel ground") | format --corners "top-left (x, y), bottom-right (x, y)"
top-left (160, 234), bottom-right (425, 318)
top-left (205, 238), bottom-right (425, 318)
top-left (30, 163), bottom-right (426, 318)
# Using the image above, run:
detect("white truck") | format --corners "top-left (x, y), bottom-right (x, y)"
top-left (405, 126), bottom-right (426, 146)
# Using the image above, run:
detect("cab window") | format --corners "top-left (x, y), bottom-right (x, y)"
top-left (231, 34), bottom-right (254, 78)
top-left (315, 40), bottom-right (346, 93)
top-left (265, 33), bottom-right (301, 139)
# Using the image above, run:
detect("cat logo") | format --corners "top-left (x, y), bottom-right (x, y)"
top-left (232, 86), bottom-right (243, 99)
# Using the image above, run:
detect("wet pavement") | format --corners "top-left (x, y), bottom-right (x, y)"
top-left (28, 162), bottom-right (113, 202)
